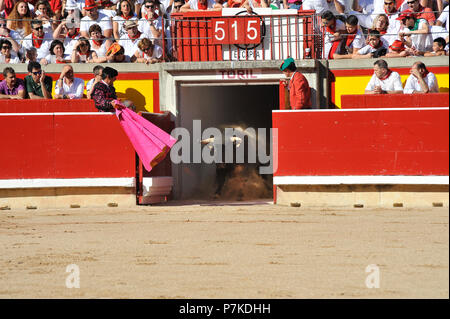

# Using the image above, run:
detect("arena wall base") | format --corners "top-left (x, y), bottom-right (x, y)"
top-left (0, 187), bottom-right (136, 210)
top-left (275, 184), bottom-right (449, 209)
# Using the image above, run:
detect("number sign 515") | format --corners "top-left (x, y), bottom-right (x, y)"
top-left (212, 17), bottom-right (261, 45)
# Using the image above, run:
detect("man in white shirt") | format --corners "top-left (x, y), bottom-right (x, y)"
top-left (80, 0), bottom-right (113, 38)
top-left (321, 10), bottom-right (346, 59)
top-left (54, 65), bottom-right (85, 99)
top-left (354, 29), bottom-right (388, 58)
top-left (397, 10), bottom-right (433, 54)
top-left (365, 59), bottom-right (403, 94)
top-left (403, 61), bottom-right (439, 94)
top-left (21, 20), bottom-right (53, 61)
top-left (119, 20), bottom-right (146, 59)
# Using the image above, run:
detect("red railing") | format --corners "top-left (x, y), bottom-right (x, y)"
top-left (167, 10), bottom-right (321, 62)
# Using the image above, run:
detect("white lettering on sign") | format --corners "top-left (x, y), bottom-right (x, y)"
top-left (217, 69), bottom-right (261, 80)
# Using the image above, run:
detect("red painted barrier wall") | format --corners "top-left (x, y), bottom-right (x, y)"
top-left (341, 93), bottom-right (450, 109)
top-left (0, 113), bottom-right (135, 179)
top-left (272, 108), bottom-right (449, 176)
top-left (0, 99), bottom-right (98, 113)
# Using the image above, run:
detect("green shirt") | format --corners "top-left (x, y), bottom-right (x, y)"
top-left (24, 75), bottom-right (53, 98)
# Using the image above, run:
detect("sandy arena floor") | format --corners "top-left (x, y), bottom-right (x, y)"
top-left (0, 200), bottom-right (448, 299)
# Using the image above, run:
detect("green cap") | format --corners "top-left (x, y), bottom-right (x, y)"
top-left (280, 57), bottom-right (295, 71)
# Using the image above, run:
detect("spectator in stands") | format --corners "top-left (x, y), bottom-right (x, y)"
top-left (52, 15), bottom-right (81, 54)
top-left (133, 37), bottom-right (162, 63)
top-left (180, 0), bottom-right (222, 11)
top-left (0, 14), bottom-right (21, 53)
top-left (385, 38), bottom-right (412, 57)
top-left (71, 36), bottom-right (98, 62)
top-left (113, 0), bottom-right (138, 40)
top-left (332, 15), bottom-right (366, 59)
top-left (397, 9), bottom-right (433, 54)
top-left (371, 14), bottom-right (396, 47)
top-left (354, 29), bottom-right (388, 58)
top-left (321, 10), bottom-right (346, 59)
top-left (7, 1), bottom-right (32, 39)
top-left (403, 61), bottom-right (439, 93)
top-left (21, 19), bottom-right (53, 61)
top-left (54, 65), bottom-right (85, 99)
top-left (0, 38), bottom-right (20, 62)
top-left (119, 19), bottom-right (144, 59)
top-left (0, 66), bottom-right (26, 99)
top-left (34, 0), bottom-right (57, 32)
top-left (280, 57), bottom-right (311, 109)
top-left (139, 0), bottom-right (163, 46)
top-left (172, 0), bottom-right (185, 12)
top-left (24, 61), bottom-right (53, 99)
top-left (302, 0), bottom-right (345, 16)
top-left (41, 39), bottom-right (70, 64)
top-left (399, 0), bottom-right (436, 25)
top-left (432, 5), bottom-right (449, 40)
top-left (380, 1), bottom-right (402, 44)
top-left (242, 0), bottom-right (268, 13)
top-left (24, 47), bottom-right (37, 63)
top-left (283, 0), bottom-right (301, 10)
top-left (91, 66), bottom-right (120, 112)
top-left (424, 36), bottom-right (447, 55)
top-left (86, 64), bottom-right (103, 99)
top-left (48, 0), bottom-right (63, 22)
top-left (88, 23), bottom-right (112, 62)
top-left (80, 0), bottom-right (113, 38)
top-left (105, 42), bottom-right (129, 61)
top-left (365, 59), bottom-right (403, 94)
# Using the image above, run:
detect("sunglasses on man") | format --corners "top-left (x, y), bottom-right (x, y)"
top-left (1, 46), bottom-right (11, 50)
top-left (0, 23), bottom-right (7, 27)
top-left (34, 26), bottom-right (44, 31)
top-left (32, 71), bottom-right (42, 76)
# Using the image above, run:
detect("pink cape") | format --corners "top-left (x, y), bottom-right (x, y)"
top-left (115, 105), bottom-right (177, 172)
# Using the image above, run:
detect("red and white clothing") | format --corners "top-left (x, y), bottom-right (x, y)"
top-left (42, 53), bottom-right (71, 64)
top-left (398, 1), bottom-right (436, 25)
top-left (0, 52), bottom-right (20, 63)
top-left (21, 32), bottom-right (53, 60)
top-left (187, 0), bottom-right (216, 10)
top-left (63, 31), bottom-right (81, 54)
top-left (80, 12), bottom-right (113, 37)
top-left (113, 14), bottom-right (139, 39)
top-left (357, 41), bottom-right (388, 55)
top-left (303, 0), bottom-right (346, 16)
top-left (403, 72), bottom-right (439, 94)
top-left (401, 19), bottom-right (433, 52)
top-left (323, 19), bottom-right (345, 59)
top-left (135, 43), bottom-right (163, 60)
top-left (288, 71), bottom-right (311, 109)
top-left (138, 16), bottom-right (163, 46)
top-left (344, 28), bottom-right (366, 51)
top-left (366, 70), bottom-right (403, 92)
top-left (119, 32), bottom-right (145, 59)
top-left (90, 39), bottom-right (109, 57)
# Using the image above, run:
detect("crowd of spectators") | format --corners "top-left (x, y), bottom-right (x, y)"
top-left (0, 0), bottom-right (448, 63)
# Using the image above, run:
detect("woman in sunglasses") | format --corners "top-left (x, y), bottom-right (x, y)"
top-left (0, 38), bottom-right (20, 63)
top-left (71, 37), bottom-right (98, 63)
top-left (6, 1), bottom-right (33, 39)
top-left (133, 37), bottom-right (163, 63)
top-left (0, 15), bottom-right (20, 53)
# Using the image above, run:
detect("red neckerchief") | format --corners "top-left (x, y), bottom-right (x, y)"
top-left (67, 29), bottom-right (80, 39)
top-left (253, 0), bottom-right (261, 5)
top-left (122, 14), bottom-right (132, 20)
top-left (32, 33), bottom-right (44, 48)
top-left (55, 59), bottom-right (66, 64)
top-left (379, 30), bottom-right (387, 35)
top-left (198, 0), bottom-right (208, 10)
top-left (379, 69), bottom-right (392, 81)
top-left (326, 22), bottom-right (336, 34)
top-left (384, 8), bottom-right (397, 16)
top-left (422, 70), bottom-right (429, 78)
top-left (345, 29), bottom-right (357, 47)
top-left (92, 38), bottom-right (104, 47)
top-left (369, 40), bottom-right (383, 49)
top-left (145, 12), bottom-right (159, 20)
top-left (128, 31), bottom-right (141, 40)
